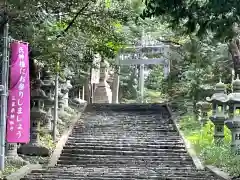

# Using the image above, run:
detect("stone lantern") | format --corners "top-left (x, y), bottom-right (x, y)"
top-left (206, 80), bottom-right (229, 143)
top-left (18, 79), bottom-right (50, 156)
top-left (93, 59), bottom-right (112, 103)
top-left (225, 75), bottom-right (240, 154)
top-left (196, 101), bottom-right (211, 126)
top-left (100, 60), bottom-right (109, 81)
top-left (61, 77), bottom-right (72, 107)
top-left (41, 66), bottom-right (55, 131)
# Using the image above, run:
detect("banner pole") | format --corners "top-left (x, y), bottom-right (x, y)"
top-left (0, 13), bottom-right (9, 171)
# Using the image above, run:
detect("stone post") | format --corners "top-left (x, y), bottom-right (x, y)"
top-left (63, 79), bottom-right (72, 106)
top-left (196, 101), bottom-right (211, 126)
top-left (58, 77), bottom-right (66, 111)
top-left (139, 64), bottom-right (144, 103)
top-left (112, 66), bottom-right (120, 104)
top-left (207, 80), bottom-right (228, 144)
top-left (225, 75), bottom-right (240, 154)
top-left (5, 143), bottom-right (25, 163)
top-left (93, 59), bottom-right (112, 103)
top-left (82, 85), bottom-right (85, 100)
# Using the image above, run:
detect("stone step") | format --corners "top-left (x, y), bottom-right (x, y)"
top-left (81, 121), bottom-right (172, 124)
top-left (63, 142), bottom-right (186, 149)
top-left (58, 157), bottom-right (192, 164)
top-left (59, 153), bottom-right (191, 159)
top-left (30, 166), bottom-right (199, 173)
top-left (62, 145), bottom-right (186, 152)
top-left (71, 130), bottom-right (179, 134)
top-left (61, 148), bottom-right (188, 155)
top-left (57, 153), bottom-right (193, 162)
top-left (23, 167), bottom-right (217, 179)
top-left (61, 152), bottom-right (189, 158)
top-left (83, 122), bottom-right (173, 126)
top-left (67, 136), bottom-right (183, 142)
top-left (72, 128), bottom-right (177, 132)
top-left (57, 158), bottom-right (194, 166)
top-left (21, 103), bottom-right (219, 180)
top-left (70, 133), bottom-right (181, 138)
top-left (85, 103), bottom-right (170, 112)
top-left (20, 176), bottom-right (216, 180)
top-left (81, 120), bottom-right (172, 124)
top-left (24, 171), bottom-right (216, 177)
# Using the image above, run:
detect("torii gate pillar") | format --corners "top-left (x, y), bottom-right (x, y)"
top-left (112, 66), bottom-right (120, 104)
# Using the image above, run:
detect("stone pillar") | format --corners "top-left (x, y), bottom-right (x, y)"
top-left (139, 64), bottom-right (144, 103)
top-left (112, 67), bottom-right (120, 104)
top-left (207, 80), bottom-right (228, 144)
top-left (93, 60), bottom-right (112, 103)
top-left (82, 86), bottom-right (85, 100)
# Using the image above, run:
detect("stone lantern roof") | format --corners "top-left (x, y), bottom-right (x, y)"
top-left (215, 79), bottom-right (225, 93)
top-left (233, 75), bottom-right (240, 92)
top-left (206, 79), bottom-right (229, 103)
top-left (228, 75), bottom-right (240, 103)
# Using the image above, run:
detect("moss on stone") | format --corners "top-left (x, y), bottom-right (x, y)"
top-left (0, 159), bottom-right (25, 178)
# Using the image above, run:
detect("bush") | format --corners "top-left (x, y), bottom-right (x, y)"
top-left (180, 115), bottom-right (240, 177)
top-left (64, 106), bottom-right (75, 114)
top-left (40, 133), bottom-right (55, 151)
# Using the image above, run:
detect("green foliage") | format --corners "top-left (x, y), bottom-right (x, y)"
top-left (180, 115), bottom-right (240, 176)
top-left (144, 89), bottom-right (165, 103)
top-left (39, 133), bottom-right (55, 150)
top-left (161, 37), bottom-right (230, 112)
top-left (0, 159), bottom-right (26, 177)
top-left (119, 65), bottom-right (138, 100)
top-left (2, 0), bottom-right (140, 76)
top-left (64, 106), bottom-right (76, 115)
top-left (142, 0), bottom-right (240, 40)
top-left (145, 65), bottom-right (164, 90)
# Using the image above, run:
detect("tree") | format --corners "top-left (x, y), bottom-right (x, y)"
top-left (142, 0), bottom-right (240, 76)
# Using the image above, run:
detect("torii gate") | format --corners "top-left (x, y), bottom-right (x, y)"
top-left (112, 36), bottom-right (172, 103)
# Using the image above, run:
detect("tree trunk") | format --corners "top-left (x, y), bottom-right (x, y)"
top-left (228, 38), bottom-right (240, 76)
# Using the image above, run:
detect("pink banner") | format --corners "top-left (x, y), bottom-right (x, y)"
top-left (6, 42), bottom-right (30, 143)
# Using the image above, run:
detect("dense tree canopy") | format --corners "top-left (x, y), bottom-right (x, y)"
top-left (142, 0), bottom-right (240, 76)
top-left (142, 0), bottom-right (240, 40)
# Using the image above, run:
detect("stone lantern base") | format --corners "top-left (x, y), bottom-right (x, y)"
top-left (225, 120), bottom-right (240, 155)
top-left (5, 143), bottom-right (27, 164)
top-left (93, 81), bottom-right (112, 103)
top-left (18, 120), bottom-right (50, 157)
top-left (18, 144), bottom-right (50, 157)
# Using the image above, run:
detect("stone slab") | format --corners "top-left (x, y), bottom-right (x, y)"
top-left (6, 164), bottom-right (42, 180)
top-left (206, 165), bottom-right (232, 180)
top-left (48, 103), bottom-right (87, 167)
top-left (167, 106), bottom-right (205, 170)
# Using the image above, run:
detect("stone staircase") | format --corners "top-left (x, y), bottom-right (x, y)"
top-left (21, 103), bottom-right (219, 180)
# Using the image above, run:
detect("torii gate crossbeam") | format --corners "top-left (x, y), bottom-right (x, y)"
top-left (113, 44), bottom-right (171, 103)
